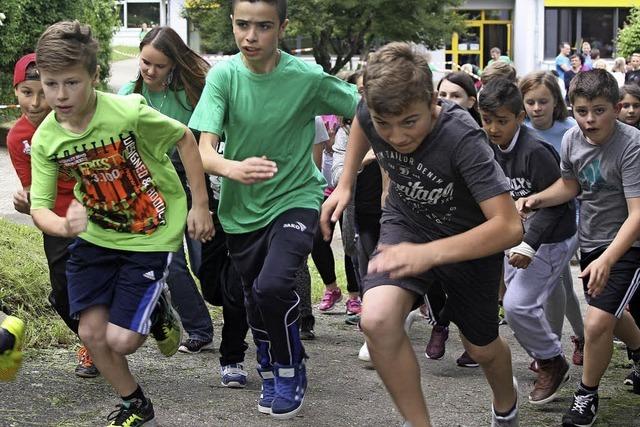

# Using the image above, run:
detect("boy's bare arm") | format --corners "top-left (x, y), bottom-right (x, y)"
top-left (31, 200), bottom-right (87, 238)
top-left (581, 197), bottom-right (640, 297)
top-left (369, 192), bottom-right (523, 278)
top-left (198, 132), bottom-right (277, 184)
top-left (176, 129), bottom-right (214, 242)
top-left (320, 116), bottom-right (371, 240)
top-left (517, 177), bottom-right (580, 214)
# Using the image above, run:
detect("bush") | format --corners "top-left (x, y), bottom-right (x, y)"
top-left (0, 0), bottom-right (119, 105)
top-left (0, 219), bottom-right (75, 348)
top-left (616, 7), bottom-right (640, 59)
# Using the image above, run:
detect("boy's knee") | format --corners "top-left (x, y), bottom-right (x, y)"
top-left (360, 311), bottom-right (399, 342)
top-left (78, 324), bottom-right (105, 347)
top-left (106, 333), bottom-right (142, 355)
top-left (584, 314), bottom-right (613, 339)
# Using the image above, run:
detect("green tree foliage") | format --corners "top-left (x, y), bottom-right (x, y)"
top-left (0, 0), bottom-right (119, 105)
top-left (616, 7), bottom-right (640, 59)
top-left (184, 0), bottom-right (465, 74)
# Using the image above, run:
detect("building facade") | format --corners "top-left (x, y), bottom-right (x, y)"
top-left (441, 0), bottom-right (637, 75)
top-left (113, 0), bottom-right (189, 46)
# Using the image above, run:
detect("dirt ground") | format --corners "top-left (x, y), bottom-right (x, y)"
top-left (1, 277), bottom-right (639, 427)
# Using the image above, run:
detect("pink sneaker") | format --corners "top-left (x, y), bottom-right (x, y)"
top-left (346, 298), bottom-right (362, 315)
top-left (318, 288), bottom-right (342, 312)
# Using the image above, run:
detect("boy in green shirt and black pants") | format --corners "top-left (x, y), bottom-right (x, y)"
top-left (190, 0), bottom-right (357, 419)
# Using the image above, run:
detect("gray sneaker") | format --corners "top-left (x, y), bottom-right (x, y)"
top-left (491, 377), bottom-right (519, 426)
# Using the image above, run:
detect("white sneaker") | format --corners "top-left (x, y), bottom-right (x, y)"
top-left (491, 377), bottom-right (519, 426)
top-left (404, 308), bottom-right (422, 333)
top-left (358, 342), bottom-right (371, 362)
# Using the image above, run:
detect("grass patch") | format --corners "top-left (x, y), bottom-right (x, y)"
top-left (111, 45), bottom-right (139, 62)
top-left (0, 218), bottom-right (75, 348)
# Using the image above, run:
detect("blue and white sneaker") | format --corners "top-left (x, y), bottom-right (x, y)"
top-left (257, 366), bottom-right (275, 414)
top-left (220, 363), bottom-right (247, 388)
top-left (271, 361), bottom-right (307, 419)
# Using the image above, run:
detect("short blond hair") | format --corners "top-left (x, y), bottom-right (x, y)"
top-left (481, 61), bottom-right (516, 85)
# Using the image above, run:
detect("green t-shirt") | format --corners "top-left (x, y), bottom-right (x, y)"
top-left (189, 52), bottom-right (358, 234)
top-left (30, 91), bottom-right (188, 252)
top-left (118, 81), bottom-right (193, 126)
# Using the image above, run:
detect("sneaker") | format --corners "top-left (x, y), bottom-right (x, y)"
top-left (220, 363), bottom-right (247, 388)
top-left (404, 308), bottom-right (423, 333)
top-left (271, 361), bottom-right (307, 419)
top-left (529, 359), bottom-right (539, 373)
top-left (178, 338), bottom-right (214, 354)
top-left (0, 316), bottom-right (24, 382)
top-left (106, 398), bottom-right (155, 426)
top-left (346, 297), bottom-right (362, 315)
top-left (150, 285), bottom-right (182, 357)
top-left (456, 350), bottom-right (479, 368)
top-left (613, 336), bottom-right (625, 348)
top-left (570, 336), bottom-right (584, 366)
top-left (425, 325), bottom-right (449, 360)
top-left (299, 316), bottom-right (315, 341)
top-left (562, 390), bottom-right (598, 427)
top-left (498, 305), bottom-right (507, 325)
top-left (358, 342), bottom-right (371, 362)
top-left (623, 370), bottom-right (634, 386)
top-left (75, 345), bottom-right (100, 378)
top-left (318, 288), bottom-right (342, 312)
top-left (345, 313), bottom-right (360, 326)
top-left (491, 377), bottom-right (519, 427)
top-left (628, 362), bottom-right (640, 394)
top-left (257, 366), bottom-right (275, 414)
top-left (529, 355), bottom-right (570, 405)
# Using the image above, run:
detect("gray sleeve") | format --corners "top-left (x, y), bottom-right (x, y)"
top-left (560, 131), bottom-right (576, 179)
top-left (331, 127), bottom-right (348, 187)
top-left (621, 142), bottom-right (640, 198)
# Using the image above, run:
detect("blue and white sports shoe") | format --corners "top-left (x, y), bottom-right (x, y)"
top-left (271, 361), bottom-right (307, 419)
top-left (220, 363), bottom-right (247, 388)
top-left (257, 366), bottom-right (275, 414)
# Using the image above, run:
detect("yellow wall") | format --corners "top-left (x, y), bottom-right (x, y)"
top-left (545, 0), bottom-right (640, 6)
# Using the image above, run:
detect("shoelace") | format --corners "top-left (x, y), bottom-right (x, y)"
top-left (78, 348), bottom-right (93, 367)
top-left (571, 393), bottom-right (593, 414)
top-left (106, 404), bottom-right (138, 424)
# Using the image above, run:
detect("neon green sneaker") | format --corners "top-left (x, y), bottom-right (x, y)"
top-left (0, 316), bottom-right (25, 381)
top-left (106, 398), bottom-right (155, 426)
top-left (150, 286), bottom-right (182, 357)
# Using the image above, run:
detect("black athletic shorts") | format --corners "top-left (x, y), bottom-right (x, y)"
top-left (362, 217), bottom-right (503, 346)
top-left (580, 246), bottom-right (640, 318)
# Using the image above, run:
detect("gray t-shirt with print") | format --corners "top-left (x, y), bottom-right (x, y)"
top-left (357, 99), bottom-right (511, 241)
top-left (561, 121), bottom-right (640, 251)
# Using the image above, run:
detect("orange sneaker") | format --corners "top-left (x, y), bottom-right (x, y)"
top-left (75, 345), bottom-right (99, 378)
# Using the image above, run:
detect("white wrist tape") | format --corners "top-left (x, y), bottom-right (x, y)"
top-left (509, 241), bottom-right (536, 259)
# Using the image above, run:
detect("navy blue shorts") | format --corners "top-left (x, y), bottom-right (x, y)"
top-left (66, 238), bottom-right (171, 335)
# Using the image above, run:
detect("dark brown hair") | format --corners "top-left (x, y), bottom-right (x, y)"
top-left (231, 0), bottom-right (287, 23)
top-left (134, 26), bottom-right (210, 109)
top-left (569, 69), bottom-right (619, 105)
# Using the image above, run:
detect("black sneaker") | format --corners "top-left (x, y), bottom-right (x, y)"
top-left (299, 316), bottom-right (315, 341)
top-left (106, 398), bottom-right (155, 426)
top-left (150, 286), bottom-right (182, 357)
top-left (178, 338), bottom-right (214, 354)
top-left (562, 390), bottom-right (598, 427)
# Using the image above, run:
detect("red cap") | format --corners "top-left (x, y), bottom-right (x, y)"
top-left (13, 53), bottom-right (38, 87)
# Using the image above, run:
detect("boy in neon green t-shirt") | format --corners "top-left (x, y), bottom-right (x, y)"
top-left (30, 21), bottom-right (213, 426)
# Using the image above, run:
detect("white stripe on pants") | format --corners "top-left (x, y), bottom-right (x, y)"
top-left (503, 235), bottom-right (578, 360)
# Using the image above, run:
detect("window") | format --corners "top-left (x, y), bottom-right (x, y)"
top-left (127, 2), bottom-right (160, 28)
top-left (544, 7), bottom-right (630, 59)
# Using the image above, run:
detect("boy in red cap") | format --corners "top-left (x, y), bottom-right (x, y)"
top-left (6, 53), bottom-right (99, 378)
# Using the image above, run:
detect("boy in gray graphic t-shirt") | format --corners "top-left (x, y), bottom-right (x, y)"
top-left (519, 69), bottom-right (640, 427)
top-left (321, 42), bottom-right (523, 427)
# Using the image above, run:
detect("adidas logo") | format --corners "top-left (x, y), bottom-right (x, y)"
top-left (283, 221), bottom-right (307, 232)
top-left (143, 271), bottom-right (156, 280)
